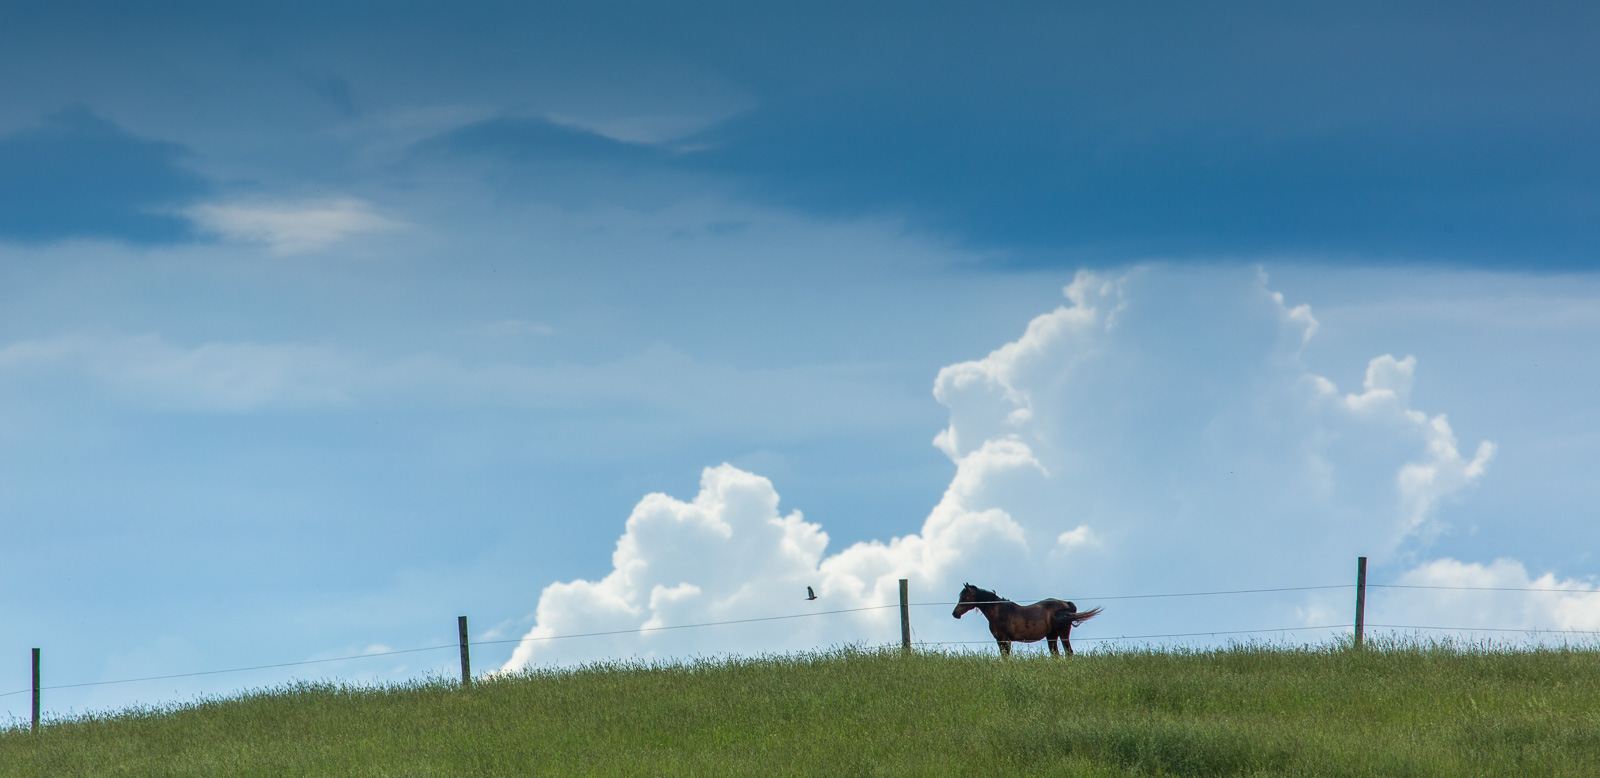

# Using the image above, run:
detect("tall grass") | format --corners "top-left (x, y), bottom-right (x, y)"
top-left (4, 637), bottom-right (1598, 776)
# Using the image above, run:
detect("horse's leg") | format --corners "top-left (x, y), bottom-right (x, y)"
top-left (1062, 626), bottom-right (1074, 656)
top-left (997, 639), bottom-right (1012, 658)
top-left (1047, 636), bottom-right (1060, 656)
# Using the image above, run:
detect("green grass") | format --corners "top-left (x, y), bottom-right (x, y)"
top-left (5, 637), bottom-right (1600, 776)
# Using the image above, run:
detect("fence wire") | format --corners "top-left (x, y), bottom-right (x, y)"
top-left (1366, 624), bottom-right (1600, 635)
top-left (918, 624), bottom-right (1349, 645)
top-left (1369, 584), bottom-right (1600, 594)
top-left (913, 583), bottom-right (1352, 606)
top-left (468, 604), bottom-right (899, 649)
top-left (0, 645), bottom-right (461, 698)
top-left (8, 579), bottom-right (1600, 701)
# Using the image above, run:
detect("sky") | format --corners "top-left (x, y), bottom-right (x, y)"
top-left (3, 1), bottom-right (1600, 722)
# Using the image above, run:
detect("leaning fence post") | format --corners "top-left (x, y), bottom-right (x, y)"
top-left (899, 579), bottom-right (911, 653)
top-left (31, 648), bottom-right (40, 733)
top-left (458, 616), bottom-right (471, 688)
top-left (1354, 556), bottom-right (1367, 649)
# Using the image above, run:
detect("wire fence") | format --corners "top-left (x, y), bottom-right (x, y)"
top-left (915, 624), bottom-right (1351, 646)
top-left (7, 577), bottom-right (1600, 704)
top-left (1369, 584), bottom-right (1600, 594)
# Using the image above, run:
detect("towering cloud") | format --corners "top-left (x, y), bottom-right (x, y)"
top-left (502, 266), bottom-right (1592, 669)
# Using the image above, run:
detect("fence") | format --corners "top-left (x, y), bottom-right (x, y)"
top-left (8, 557), bottom-right (1600, 733)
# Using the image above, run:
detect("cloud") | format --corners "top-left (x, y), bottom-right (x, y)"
top-left (185, 198), bottom-right (403, 254)
top-left (8, 7), bottom-right (1600, 265)
top-left (504, 465), bottom-right (840, 668)
top-left (0, 106), bottom-right (207, 244)
top-left (504, 447), bottom-right (1034, 668)
top-left (1053, 526), bottom-right (1100, 556)
top-left (930, 271), bottom-right (1125, 461)
top-left (666, 5), bottom-right (1600, 266)
top-left (541, 112), bottom-right (740, 147)
top-left (415, 116), bottom-right (671, 166)
top-left (0, 334), bottom-right (357, 411)
top-left (0, 334), bottom-right (924, 439)
top-left (1320, 355), bottom-right (1497, 547)
top-left (476, 319), bottom-right (557, 338)
top-left (499, 266), bottom-right (1520, 668)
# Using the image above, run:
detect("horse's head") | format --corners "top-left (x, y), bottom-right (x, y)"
top-left (952, 582), bottom-right (993, 619)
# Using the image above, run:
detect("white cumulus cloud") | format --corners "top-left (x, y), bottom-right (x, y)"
top-left (502, 441), bottom-right (1039, 667)
top-left (1053, 525), bottom-right (1100, 556)
top-left (499, 265), bottom-right (1529, 668)
top-left (1316, 354), bottom-right (1497, 548)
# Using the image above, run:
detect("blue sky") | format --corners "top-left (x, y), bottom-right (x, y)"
top-left (3, 2), bottom-right (1599, 720)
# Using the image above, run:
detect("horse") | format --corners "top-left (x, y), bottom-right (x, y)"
top-left (952, 583), bottom-right (1102, 657)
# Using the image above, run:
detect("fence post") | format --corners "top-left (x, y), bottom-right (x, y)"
top-left (899, 579), bottom-right (911, 653)
top-left (1354, 556), bottom-right (1367, 649)
top-left (31, 648), bottom-right (40, 733)
top-left (458, 616), bottom-right (471, 688)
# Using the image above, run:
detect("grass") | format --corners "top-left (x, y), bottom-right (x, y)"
top-left (4, 637), bottom-right (1599, 776)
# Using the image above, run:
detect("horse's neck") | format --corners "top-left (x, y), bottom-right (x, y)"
top-left (978, 599), bottom-right (1010, 617)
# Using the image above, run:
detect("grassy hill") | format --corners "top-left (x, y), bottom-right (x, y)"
top-left (4, 639), bottom-right (1599, 777)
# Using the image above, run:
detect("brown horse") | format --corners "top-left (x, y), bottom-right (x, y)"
top-left (952, 583), bottom-right (1102, 657)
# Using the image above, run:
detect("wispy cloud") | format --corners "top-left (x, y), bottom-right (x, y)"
top-left (0, 334), bottom-right (357, 411)
top-left (477, 319), bottom-right (557, 338)
top-left (185, 198), bottom-right (403, 254)
top-left (0, 333), bottom-right (920, 437)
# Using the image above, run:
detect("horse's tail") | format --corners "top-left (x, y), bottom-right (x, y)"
top-left (1055, 603), bottom-right (1103, 629)
top-left (1070, 605), bottom-right (1103, 625)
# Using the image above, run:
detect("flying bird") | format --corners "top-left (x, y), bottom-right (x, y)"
top-left (806, 586), bottom-right (818, 601)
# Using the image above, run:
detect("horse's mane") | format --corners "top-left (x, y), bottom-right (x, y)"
top-left (965, 584), bottom-right (1009, 604)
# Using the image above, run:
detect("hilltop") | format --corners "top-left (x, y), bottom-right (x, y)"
top-left (5, 641), bottom-right (1599, 777)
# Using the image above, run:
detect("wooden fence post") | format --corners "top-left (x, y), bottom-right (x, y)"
top-left (1354, 556), bottom-right (1367, 649)
top-left (458, 616), bottom-right (471, 688)
top-left (899, 579), bottom-right (911, 653)
top-left (32, 648), bottom-right (40, 733)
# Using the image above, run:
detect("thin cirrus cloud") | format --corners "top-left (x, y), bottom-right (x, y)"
top-left (185, 198), bottom-right (404, 254)
top-left (0, 333), bottom-right (923, 438)
top-left (0, 333), bottom-right (360, 411)
top-left (477, 319), bottom-right (558, 338)
top-left (497, 265), bottom-right (1586, 670)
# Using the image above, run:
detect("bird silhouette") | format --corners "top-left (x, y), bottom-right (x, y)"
top-left (806, 586), bottom-right (818, 601)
